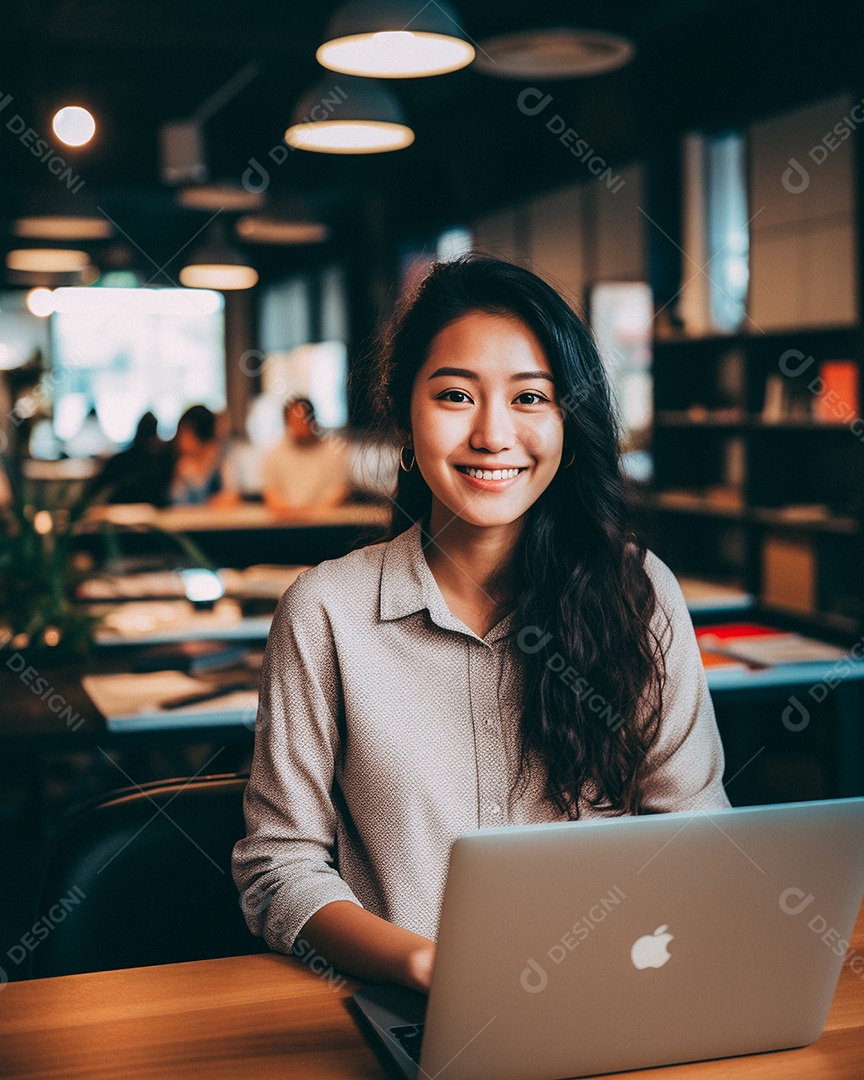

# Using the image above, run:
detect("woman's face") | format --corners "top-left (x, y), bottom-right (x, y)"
top-left (408, 310), bottom-right (565, 534)
top-left (176, 425), bottom-right (205, 456)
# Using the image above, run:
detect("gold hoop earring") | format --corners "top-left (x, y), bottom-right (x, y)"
top-left (399, 446), bottom-right (415, 473)
top-left (562, 449), bottom-right (575, 469)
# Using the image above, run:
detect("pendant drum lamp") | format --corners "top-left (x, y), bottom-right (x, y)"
top-left (318, 0), bottom-right (474, 78)
top-left (12, 184), bottom-right (114, 243)
top-left (6, 248), bottom-right (90, 273)
top-left (285, 75), bottom-right (413, 154)
top-left (472, 27), bottom-right (635, 79)
top-left (179, 219), bottom-right (258, 290)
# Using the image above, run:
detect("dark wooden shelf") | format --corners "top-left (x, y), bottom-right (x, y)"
top-left (655, 412), bottom-right (854, 431)
top-left (650, 320), bottom-right (864, 639)
top-left (749, 509), bottom-right (859, 535)
top-left (749, 419), bottom-right (854, 431)
top-left (650, 493), bottom-right (745, 519)
top-left (653, 324), bottom-right (858, 347)
top-left (649, 496), bottom-right (859, 535)
top-left (655, 411), bottom-right (745, 428)
top-left (757, 605), bottom-right (861, 639)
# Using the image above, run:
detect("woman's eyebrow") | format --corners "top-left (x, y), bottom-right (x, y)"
top-left (428, 366), bottom-right (476, 380)
top-left (427, 366), bottom-right (555, 383)
top-left (512, 370), bottom-right (556, 383)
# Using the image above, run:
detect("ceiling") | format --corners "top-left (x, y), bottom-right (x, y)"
top-left (1, 0), bottom-right (861, 284)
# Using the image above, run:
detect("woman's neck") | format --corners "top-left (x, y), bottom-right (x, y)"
top-left (422, 506), bottom-right (522, 630)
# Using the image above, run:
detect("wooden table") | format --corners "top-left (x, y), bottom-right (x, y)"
top-left (2, 903), bottom-right (862, 1080)
top-left (79, 501), bottom-right (391, 568)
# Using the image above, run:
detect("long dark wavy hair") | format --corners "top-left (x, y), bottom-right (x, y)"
top-left (359, 254), bottom-right (666, 817)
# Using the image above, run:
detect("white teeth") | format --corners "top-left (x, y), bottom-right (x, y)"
top-left (461, 466), bottom-right (523, 480)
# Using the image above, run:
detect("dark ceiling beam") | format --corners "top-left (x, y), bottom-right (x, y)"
top-left (5, 0), bottom-right (326, 55)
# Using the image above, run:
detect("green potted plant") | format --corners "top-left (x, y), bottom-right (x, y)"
top-left (0, 468), bottom-right (102, 664)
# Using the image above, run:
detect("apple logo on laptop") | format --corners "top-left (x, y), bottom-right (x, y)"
top-left (630, 925), bottom-right (673, 970)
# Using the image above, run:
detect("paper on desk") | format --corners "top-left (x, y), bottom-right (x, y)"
top-left (718, 634), bottom-right (848, 666)
top-left (80, 564), bottom-right (311, 602)
top-left (82, 671), bottom-right (259, 731)
top-left (93, 599), bottom-right (272, 646)
top-left (678, 577), bottom-right (753, 612)
top-left (219, 564), bottom-right (311, 599)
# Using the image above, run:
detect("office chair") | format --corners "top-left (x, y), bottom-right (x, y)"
top-left (28, 772), bottom-right (268, 978)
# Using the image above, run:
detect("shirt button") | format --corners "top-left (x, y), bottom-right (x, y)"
top-left (489, 802), bottom-right (501, 816)
top-left (485, 717), bottom-right (495, 728)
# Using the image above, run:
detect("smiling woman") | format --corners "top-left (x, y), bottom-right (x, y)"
top-left (403, 310), bottom-right (565, 637)
top-left (232, 254), bottom-right (729, 998)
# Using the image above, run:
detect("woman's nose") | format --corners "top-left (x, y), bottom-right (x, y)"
top-left (469, 399), bottom-right (516, 453)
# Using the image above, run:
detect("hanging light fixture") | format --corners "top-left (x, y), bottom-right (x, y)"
top-left (13, 215), bottom-right (112, 240)
top-left (52, 105), bottom-right (96, 147)
top-left (12, 184), bottom-right (113, 242)
top-left (6, 249), bottom-right (91, 273)
top-left (26, 288), bottom-right (55, 317)
top-left (179, 220), bottom-right (258, 290)
top-left (7, 264), bottom-right (99, 288)
top-left (472, 27), bottom-right (635, 79)
top-left (318, 0), bottom-right (474, 78)
top-left (236, 216), bottom-right (329, 245)
top-left (177, 183), bottom-right (266, 212)
top-left (285, 75), bottom-right (413, 154)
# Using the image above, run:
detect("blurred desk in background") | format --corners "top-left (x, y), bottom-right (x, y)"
top-left (80, 501), bottom-right (391, 566)
top-left (677, 576), bottom-right (754, 615)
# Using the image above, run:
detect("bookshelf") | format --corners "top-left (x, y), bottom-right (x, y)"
top-left (648, 326), bottom-right (864, 641)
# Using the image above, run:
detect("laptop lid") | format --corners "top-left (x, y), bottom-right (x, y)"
top-left (416, 797), bottom-right (864, 1080)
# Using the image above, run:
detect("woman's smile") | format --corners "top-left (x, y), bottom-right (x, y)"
top-left (454, 463), bottom-right (529, 487)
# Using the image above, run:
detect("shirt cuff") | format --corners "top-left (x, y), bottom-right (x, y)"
top-left (262, 873), bottom-right (365, 954)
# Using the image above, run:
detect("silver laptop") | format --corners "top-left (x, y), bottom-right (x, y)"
top-left (353, 797), bottom-right (864, 1080)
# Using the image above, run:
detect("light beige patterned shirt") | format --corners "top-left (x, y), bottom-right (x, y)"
top-left (232, 521), bottom-right (730, 951)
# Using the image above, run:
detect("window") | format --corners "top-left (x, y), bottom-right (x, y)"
top-left (258, 267), bottom-right (350, 432)
top-left (681, 130), bottom-right (750, 334)
top-left (589, 281), bottom-right (653, 479)
top-left (49, 286), bottom-right (225, 447)
top-left (705, 131), bottom-right (749, 332)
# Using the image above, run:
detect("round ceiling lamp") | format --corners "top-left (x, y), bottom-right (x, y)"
top-left (26, 288), bottom-right (55, 317)
top-left (52, 105), bottom-right (96, 146)
top-left (13, 215), bottom-right (113, 240)
top-left (236, 216), bottom-right (329, 245)
top-left (318, 0), bottom-right (474, 78)
top-left (179, 222), bottom-right (258, 290)
top-left (285, 76), bottom-right (413, 154)
top-left (6, 248), bottom-right (90, 273)
top-left (177, 184), bottom-right (267, 212)
top-left (472, 27), bottom-right (635, 79)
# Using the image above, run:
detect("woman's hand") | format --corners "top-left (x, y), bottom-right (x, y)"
top-left (300, 901), bottom-right (437, 993)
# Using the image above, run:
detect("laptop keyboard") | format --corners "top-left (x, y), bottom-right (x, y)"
top-left (390, 1023), bottom-right (425, 1063)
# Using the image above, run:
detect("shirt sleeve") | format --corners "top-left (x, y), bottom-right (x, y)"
top-left (231, 567), bottom-right (363, 952)
top-left (636, 551), bottom-right (732, 813)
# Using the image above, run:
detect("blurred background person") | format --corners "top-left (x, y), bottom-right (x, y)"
top-left (85, 411), bottom-right (173, 505)
top-left (168, 404), bottom-right (239, 507)
top-left (261, 397), bottom-right (351, 516)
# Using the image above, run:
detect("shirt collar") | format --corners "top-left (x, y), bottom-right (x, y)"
top-left (379, 520), bottom-right (516, 645)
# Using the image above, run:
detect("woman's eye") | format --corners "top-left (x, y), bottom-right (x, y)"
top-left (514, 391), bottom-right (548, 405)
top-left (437, 389), bottom-right (472, 403)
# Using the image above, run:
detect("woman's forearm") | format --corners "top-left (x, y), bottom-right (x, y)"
top-left (300, 900), bottom-right (436, 992)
